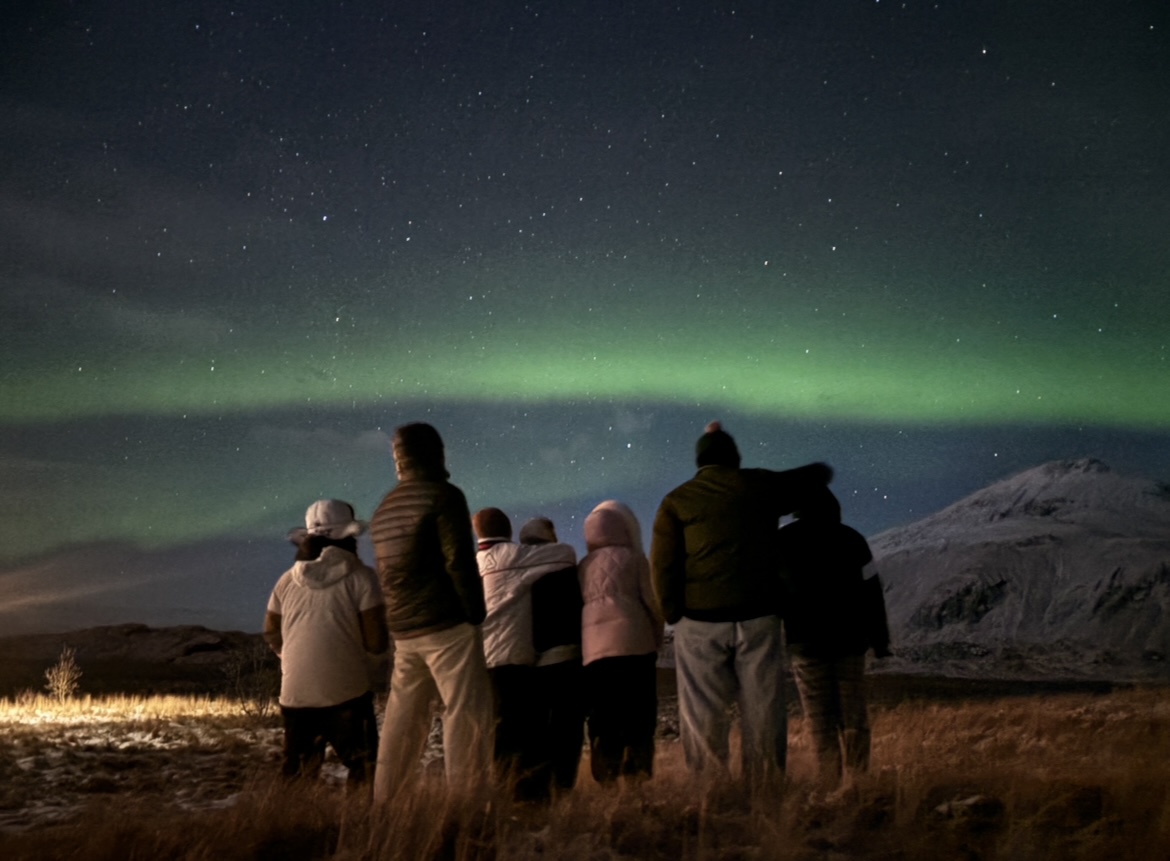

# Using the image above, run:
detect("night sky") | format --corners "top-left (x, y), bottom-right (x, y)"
top-left (2, 1), bottom-right (1168, 632)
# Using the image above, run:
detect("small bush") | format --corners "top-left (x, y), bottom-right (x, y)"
top-left (221, 639), bottom-right (279, 719)
top-left (44, 646), bottom-right (82, 703)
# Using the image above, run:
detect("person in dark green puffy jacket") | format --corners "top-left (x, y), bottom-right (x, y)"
top-left (369, 422), bottom-right (493, 805)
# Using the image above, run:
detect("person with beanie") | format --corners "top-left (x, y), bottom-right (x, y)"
top-left (472, 507), bottom-right (577, 800)
top-left (264, 499), bottom-right (388, 786)
top-left (777, 485), bottom-right (889, 794)
top-left (520, 516), bottom-right (586, 796)
top-left (650, 421), bottom-right (833, 786)
top-left (369, 422), bottom-right (494, 804)
top-left (579, 500), bottom-right (663, 784)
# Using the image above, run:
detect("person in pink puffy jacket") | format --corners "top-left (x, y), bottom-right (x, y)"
top-left (578, 500), bottom-right (664, 783)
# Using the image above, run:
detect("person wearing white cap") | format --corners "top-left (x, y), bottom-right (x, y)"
top-left (264, 499), bottom-right (388, 786)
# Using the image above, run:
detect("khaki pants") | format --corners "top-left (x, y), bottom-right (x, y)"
top-left (788, 648), bottom-right (870, 786)
top-left (373, 623), bottom-right (494, 804)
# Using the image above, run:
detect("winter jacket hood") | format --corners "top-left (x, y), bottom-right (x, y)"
top-left (579, 500), bottom-right (662, 664)
top-left (584, 500), bottom-right (644, 555)
top-left (291, 546), bottom-right (371, 589)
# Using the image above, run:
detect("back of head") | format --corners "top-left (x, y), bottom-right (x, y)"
top-left (392, 422), bottom-right (449, 480)
top-left (793, 485), bottom-right (842, 524)
top-left (695, 420), bottom-right (741, 468)
top-left (472, 507), bottom-right (513, 541)
top-left (519, 516), bottom-right (557, 545)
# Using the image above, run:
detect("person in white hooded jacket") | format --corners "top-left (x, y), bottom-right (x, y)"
top-left (264, 499), bottom-right (389, 786)
top-left (578, 500), bottom-right (664, 784)
top-left (472, 507), bottom-right (578, 798)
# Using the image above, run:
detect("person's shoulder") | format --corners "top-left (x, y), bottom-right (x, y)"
top-left (354, 563), bottom-right (384, 595)
top-left (519, 541), bottom-right (577, 566)
top-left (384, 478), bottom-right (464, 508)
top-left (661, 468), bottom-right (719, 501)
top-left (659, 479), bottom-right (690, 502)
top-left (840, 523), bottom-right (873, 554)
top-left (271, 566), bottom-right (296, 591)
top-left (433, 480), bottom-right (470, 506)
top-left (478, 541), bottom-right (521, 569)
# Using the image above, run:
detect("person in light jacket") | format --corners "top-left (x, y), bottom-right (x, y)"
top-left (472, 507), bottom-right (577, 799)
top-left (578, 500), bottom-right (663, 783)
top-left (264, 499), bottom-right (388, 787)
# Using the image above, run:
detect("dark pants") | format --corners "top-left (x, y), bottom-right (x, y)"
top-left (584, 652), bottom-right (657, 783)
top-left (280, 691), bottom-right (379, 786)
top-left (488, 664), bottom-right (543, 796)
top-left (530, 658), bottom-right (586, 796)
top-left (788, 648), bottom-right (870, 784)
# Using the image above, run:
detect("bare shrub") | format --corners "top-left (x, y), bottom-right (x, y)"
top-left (221, 639), bottom-right (279, 719)
top-left (44, 645), bottom-right (82, 703)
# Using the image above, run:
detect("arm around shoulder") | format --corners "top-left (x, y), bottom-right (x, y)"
top-left (764, 461), bottom-right (834, 513)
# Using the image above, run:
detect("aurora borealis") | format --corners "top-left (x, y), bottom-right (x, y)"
top-left (2, 0), bottom-right (1167, 632)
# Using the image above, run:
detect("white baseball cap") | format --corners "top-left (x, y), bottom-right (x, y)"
top-left (287, 499), bottom-right (367, 543)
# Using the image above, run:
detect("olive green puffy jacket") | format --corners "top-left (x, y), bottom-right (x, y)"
top-left (650, 463), bottom-right (832, 624)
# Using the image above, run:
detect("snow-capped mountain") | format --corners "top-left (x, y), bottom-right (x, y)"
top-left (871, 459), bottom-right (1170, 680)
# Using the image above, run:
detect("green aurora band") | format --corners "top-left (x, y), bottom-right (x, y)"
top-left (3, 307), bottom-right (1166, 428)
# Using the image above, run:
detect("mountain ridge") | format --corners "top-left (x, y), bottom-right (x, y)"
top-left (872, 459), bottom-right (1170, 681)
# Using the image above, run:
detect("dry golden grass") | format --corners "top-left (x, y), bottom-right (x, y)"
top-left (1, 686), bottom-right (1168, 860)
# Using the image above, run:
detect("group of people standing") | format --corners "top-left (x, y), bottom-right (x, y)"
top-left (263, 419), bottom-right (889, 806)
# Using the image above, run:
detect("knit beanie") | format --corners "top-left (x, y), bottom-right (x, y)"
top-left (519, 516), bottom-right (557, 545)
top-left (472, 507), bottom-right (513, 541)
top-left (695, 420), bottom-right (741, 468)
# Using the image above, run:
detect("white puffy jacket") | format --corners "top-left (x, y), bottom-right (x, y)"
top-left (477, 541), bottom-right (577, 668)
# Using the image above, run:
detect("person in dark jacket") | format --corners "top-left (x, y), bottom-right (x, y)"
top-left (777, 485), bottom-right (889, 792)
top-left (369, 422), bottom-right (494, 804)
top-left (650, 421), bottom-right (832, 785)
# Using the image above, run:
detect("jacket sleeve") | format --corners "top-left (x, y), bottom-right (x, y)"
top-left (439, 487), bottom-right (487, 625)
top-left (637, 555), bottom-right (666, 648)
top-left (649, 498), bottom-right (686, 625)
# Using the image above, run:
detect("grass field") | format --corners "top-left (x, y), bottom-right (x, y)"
top-left (1, 686), bottom-right (1168, 860)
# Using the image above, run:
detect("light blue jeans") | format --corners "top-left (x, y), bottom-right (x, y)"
top-left (673, 615), bottom-right (786, 782)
